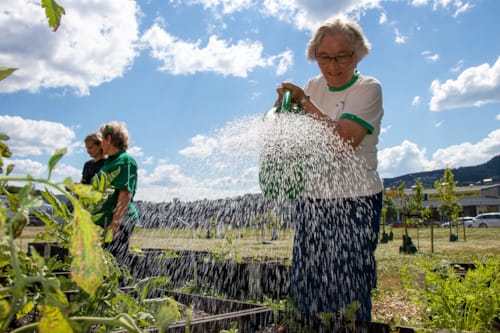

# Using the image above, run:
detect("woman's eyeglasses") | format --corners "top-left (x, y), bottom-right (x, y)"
top-left (316, 51), bottom-right (354, 65)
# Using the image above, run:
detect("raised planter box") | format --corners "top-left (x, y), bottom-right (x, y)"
top-left (27, 242), bottom-right (69, 262)
top-left (118, 290), bottom-right (274, 333)
top-left (129, 249), bottom-right (291, 299)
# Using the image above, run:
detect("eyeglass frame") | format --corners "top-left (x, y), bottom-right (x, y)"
top-left (315, 51), bottom-right (355, 65)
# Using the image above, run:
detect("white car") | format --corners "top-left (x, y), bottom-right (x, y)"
top-left (470, 212), bottom-right (500, 228)
top-left (440, 217), bottom-right (474, 228)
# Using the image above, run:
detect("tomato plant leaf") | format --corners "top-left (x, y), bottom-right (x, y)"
top-left (0, 68), bottom-right (17, 82)
top-left (41, 0), bottom-right (65, 32)
top-left (39, 304), bottom-right (73, 333)
top-left (70, 203), bottom-right (108, 296)
top-left (47, 148), bottom-right (67, 180)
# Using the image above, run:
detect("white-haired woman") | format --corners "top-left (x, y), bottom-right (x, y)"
top-left (275, 17), bottom-right (384, 326)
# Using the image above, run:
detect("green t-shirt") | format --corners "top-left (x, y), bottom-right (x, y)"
top-left (93, 149), bottom-right (138, 227)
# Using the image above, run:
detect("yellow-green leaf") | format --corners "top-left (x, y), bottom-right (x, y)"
top-left (156, 298), bottom-right (181, 333)
top-left (71, 183), bottom-right (102, 203)
top-left (0, 299), bottom-right (9, 320)
top-left (16, 300), bottom-right (34, 320)
top-left (70, 203), bottom-right (108, 296)
top-left (48, 148), bottom-right (67, 180)
top-left (39, 304), bottom-right (73, 333)
top-left (41, 0), bottom-right (66, 32)
top-left (0, 68), bottom-right (17, 82)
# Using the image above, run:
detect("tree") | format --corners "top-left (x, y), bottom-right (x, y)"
top-left (434, 167), bottom-right (462, 242)
top-left (407, 179), bottom-right (424, 224)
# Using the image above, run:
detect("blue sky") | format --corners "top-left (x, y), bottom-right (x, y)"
top-left (1, 0), bottom-right (499, 203)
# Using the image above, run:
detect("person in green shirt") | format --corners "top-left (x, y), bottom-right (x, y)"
top-left (92, 121), bottom-right (138, 262)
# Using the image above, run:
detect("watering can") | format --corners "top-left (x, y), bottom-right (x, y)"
top-left (258, 88), bottom-right (306, 200)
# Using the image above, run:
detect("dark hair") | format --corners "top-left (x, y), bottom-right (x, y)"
top-left (84, 132), bottom-right (103, 146)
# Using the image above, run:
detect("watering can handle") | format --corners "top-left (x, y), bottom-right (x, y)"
top-left (280, 88), bottom-right (292, 112)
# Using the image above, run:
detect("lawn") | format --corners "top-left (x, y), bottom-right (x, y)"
top-left (15, 225), bottom-right (500, 329)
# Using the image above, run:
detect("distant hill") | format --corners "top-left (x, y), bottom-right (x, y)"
top-left (382, 155), bottom-right (500, 189)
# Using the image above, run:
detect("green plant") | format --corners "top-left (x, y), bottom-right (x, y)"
top-left (402, 259), bottom-right (499, 332)
top-left (220, 321), bottom-right (239, 333)
top-left (0, 133), bottom-right (183, 332)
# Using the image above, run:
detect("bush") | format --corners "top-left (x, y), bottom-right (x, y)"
top-left (402, 259), bottom-right (500, 332)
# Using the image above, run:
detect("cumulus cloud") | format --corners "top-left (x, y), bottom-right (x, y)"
top-left (140, 23), bottom-right (292, 77)
top-left (0, 115), bottom-right (77, 157)
top-left (6, 159), bottom-right (47, 178)
top-left (261, 0), bottom-right (381, 32)
top-left (171, 0), bottom-right (254, 15)
top-left (378, 129), bottom-right (500, 178)
top-left (179, 135), bottom-right (219, 158)
top-left (0, 0), bottom-right (139, 95)
top-left (429, 57), bottom-right (500, 111)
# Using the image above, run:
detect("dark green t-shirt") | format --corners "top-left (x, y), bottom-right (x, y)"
top-left (93, 149), bottom-right (138, 227)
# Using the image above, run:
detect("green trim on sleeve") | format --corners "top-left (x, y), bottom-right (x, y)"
top-left (340, 113), bottom-right (374, 134)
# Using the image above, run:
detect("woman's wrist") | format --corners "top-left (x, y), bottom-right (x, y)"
top-left (299, 95), bottom-right (310, 106)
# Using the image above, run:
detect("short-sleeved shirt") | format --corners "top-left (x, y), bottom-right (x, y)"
top-left (302, 72), bottom-right (384, 198)
top-left (81, 159), bottom-right (105, 185)
top-left (92, 149), bottom-right (138, 227)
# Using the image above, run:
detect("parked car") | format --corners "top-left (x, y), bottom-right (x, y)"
top-left (440, 217), bottom-right (474, 228)
top-left (470, 212), bottom-right (500, 228)
top-left (440, 221), bottom-right (452, 228)
top-left (459, 217), bottom-right (474, 227)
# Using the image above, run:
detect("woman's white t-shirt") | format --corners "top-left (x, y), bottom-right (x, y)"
top-left (301, 73), bottom-right (384, 199)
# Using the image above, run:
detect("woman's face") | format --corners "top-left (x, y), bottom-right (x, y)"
top-left (100, 134), bottom-right (113, 155)
top-left (85, 140), bottom-right (102, 159)
top-left (316, 34), bottom-right (357, 88)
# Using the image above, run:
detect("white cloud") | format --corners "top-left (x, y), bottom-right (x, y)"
top-left (429, 56), bottom-right (500, 111)
top-left (140, 23), bottom-right (292, 77)
top-left (6, 159), bottom-right (47, 178)
top-left (378, 129), bottom-right (500, 178)
top-left (410, 0), bottom-right (474, 17)
top-left (421, 50), bottom-right (439, 62)
top-left (261, 0), bottom-right (381, 32)
top-left (0, 0), bottom-right (139, 95)
top-left (395, 28), bottom-right (407, 44)
top-left (140, 163), bottom-right (196, 186)
top-left (179, 135), bottom-right (219, 158)
top-left (0, 116), bottom-right (77, 157)
top-left (378, 12), bottom-right (387, 24)
top-left (53, 163), bottom-right (82, 182)
top-left (450, 59), bottom-right (464, 73)
top-left (174, 0), bottom-right (255, 15)
top-left (128, 146), bottom-right (144, 159)
top-left (412, 96), bottom-right (421, 107)
top-left (378, 140), bottom-right (433, 177)
top-left (431, 129), bottom-right (500, 168)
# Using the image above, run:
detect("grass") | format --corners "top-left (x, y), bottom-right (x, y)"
top-left (15, 225), bottom-right (500, 329)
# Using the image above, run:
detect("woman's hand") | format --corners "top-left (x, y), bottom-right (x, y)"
top-left (277, 82), bottom-right (307, 104)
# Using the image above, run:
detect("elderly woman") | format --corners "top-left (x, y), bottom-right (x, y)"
top-left (92, 121), bottom-right (138, 262)
top-left (275, 17), bottom-right (384, 324)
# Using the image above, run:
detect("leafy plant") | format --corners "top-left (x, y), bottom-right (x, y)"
top-left (0, 134), bottom-right (183, 332)
top-left (402, 259), bottom-right (499, 332)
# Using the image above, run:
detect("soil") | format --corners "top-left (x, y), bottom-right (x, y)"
top-left (372, 293), bottom-right (420, 327)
